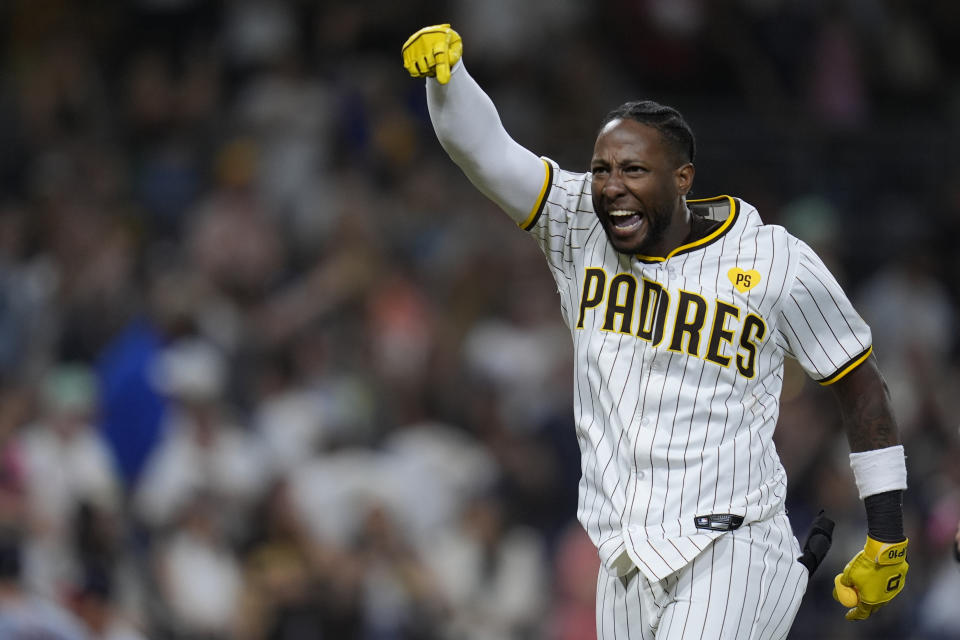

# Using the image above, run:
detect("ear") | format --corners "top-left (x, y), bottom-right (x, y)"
top-left (675, 163), bottom-right (695, 196)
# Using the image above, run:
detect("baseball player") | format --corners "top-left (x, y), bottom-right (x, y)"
top-left (402, 24), bottom-right (908, 639)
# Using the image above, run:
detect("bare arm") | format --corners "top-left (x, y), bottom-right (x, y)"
top-left (830, 353), bottom-right (906, 545)
top-left (829, 354), bottom-right (900, 453)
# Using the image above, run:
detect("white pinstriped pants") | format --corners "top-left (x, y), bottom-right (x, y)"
top-left (597, 513), bottom-right (808, 640)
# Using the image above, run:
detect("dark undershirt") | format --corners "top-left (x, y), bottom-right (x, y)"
top-left (684, 213), bottom-right (722, 244)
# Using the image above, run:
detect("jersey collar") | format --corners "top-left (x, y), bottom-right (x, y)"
top-left (634, 195), bottom-right (739, 264)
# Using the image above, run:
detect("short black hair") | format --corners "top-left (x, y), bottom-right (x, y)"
top-left (601, 100), bottom-right (696, 166)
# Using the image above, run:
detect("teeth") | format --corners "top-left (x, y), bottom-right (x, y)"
top-left (609, 210), bottom-right (638, 217)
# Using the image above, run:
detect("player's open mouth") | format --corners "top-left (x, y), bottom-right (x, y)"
top-left (608, 209), bottom-right (644, 234)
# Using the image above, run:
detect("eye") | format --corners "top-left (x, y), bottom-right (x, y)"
top-left (591, 165), bottom-right (609, 176)
top-left (624, 165), bottom-right (646, 175)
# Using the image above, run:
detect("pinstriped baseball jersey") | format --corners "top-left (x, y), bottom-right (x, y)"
top-left (523, 158), bottom-right (872, 583)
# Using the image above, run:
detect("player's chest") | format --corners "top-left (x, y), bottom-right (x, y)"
top-left (570, 252), bottom-right (776, 376)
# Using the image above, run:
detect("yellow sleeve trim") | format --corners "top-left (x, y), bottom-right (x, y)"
top-left (519, 158), bottom-right (552, 231)
top-left (817, 346), bottom-right (873, 386)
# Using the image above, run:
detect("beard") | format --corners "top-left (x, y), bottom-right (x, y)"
top-left (600, 202), bottom-right (673, 256)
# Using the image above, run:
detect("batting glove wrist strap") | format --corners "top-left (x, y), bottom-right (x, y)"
top-left (401, 24), bottom-right (463, 85)
top-left (833, 536), bottom-right (908, 621)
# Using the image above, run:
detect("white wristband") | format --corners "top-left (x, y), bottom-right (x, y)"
top-left (849, 445), bottom-right (907, 500)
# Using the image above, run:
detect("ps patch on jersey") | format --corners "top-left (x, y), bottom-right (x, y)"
top-left (729, 268), bottom-right (761, 292)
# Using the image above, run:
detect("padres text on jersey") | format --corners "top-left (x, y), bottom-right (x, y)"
top-left (574, 267), bottom-right (767, 379)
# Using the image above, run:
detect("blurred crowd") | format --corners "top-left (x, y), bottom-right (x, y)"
top-left (0, 1), bottom-right (958, 639)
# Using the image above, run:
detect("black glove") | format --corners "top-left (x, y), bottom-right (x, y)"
top-left (798, 510), bottom-right (835, 576)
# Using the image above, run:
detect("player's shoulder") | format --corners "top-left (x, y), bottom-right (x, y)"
top-left (727, 197), bottom-right (801, 246)
top-left (699, 196), bottom-right (807, 275)
top-left (732, 199), bottom-right (838, 288)
top-left (545, 157), bottom-right (591, 195)
top-left (539, 156), bottom-right (594, 219)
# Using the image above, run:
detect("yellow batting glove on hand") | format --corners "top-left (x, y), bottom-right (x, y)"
top-left (401, 24), bottom-right (462, 84)
top-left (833, 537), bottom-right (908, 620)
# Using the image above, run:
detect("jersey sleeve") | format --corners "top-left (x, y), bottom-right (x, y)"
top-left (776, 240), bottom-right (872, 384)
top-left (426, 62), bottom-right (550, 224)
top-left (523, 158), bottom-right (593, 274)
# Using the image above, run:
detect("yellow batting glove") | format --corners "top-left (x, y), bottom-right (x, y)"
top-left (401, 24), bottom-right (462, 84)
top-left (833, 537), bottom-right (908, 620)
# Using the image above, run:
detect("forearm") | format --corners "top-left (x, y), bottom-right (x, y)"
top-left (426, 62), bottom-right (547, 222)
top-left (831, 354), bottom-right (899, 452)
top-left (831, 355), bottom-right (906, 541)
top-left (828, 357), bottom-right (907, 621)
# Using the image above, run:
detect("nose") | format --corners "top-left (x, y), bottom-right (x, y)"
top-left (602, 169), bottom-right (626, 200)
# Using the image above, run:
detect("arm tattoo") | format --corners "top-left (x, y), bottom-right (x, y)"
top-left (830, 355), bottom-right (900, 452)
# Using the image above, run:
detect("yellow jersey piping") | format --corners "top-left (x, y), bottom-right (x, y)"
top-left (635, 195), bottom-right (739, 263)
top-left (817, 346), bottom-right (873, 385)
top-left (520, 159), bottom-right (553, 231)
